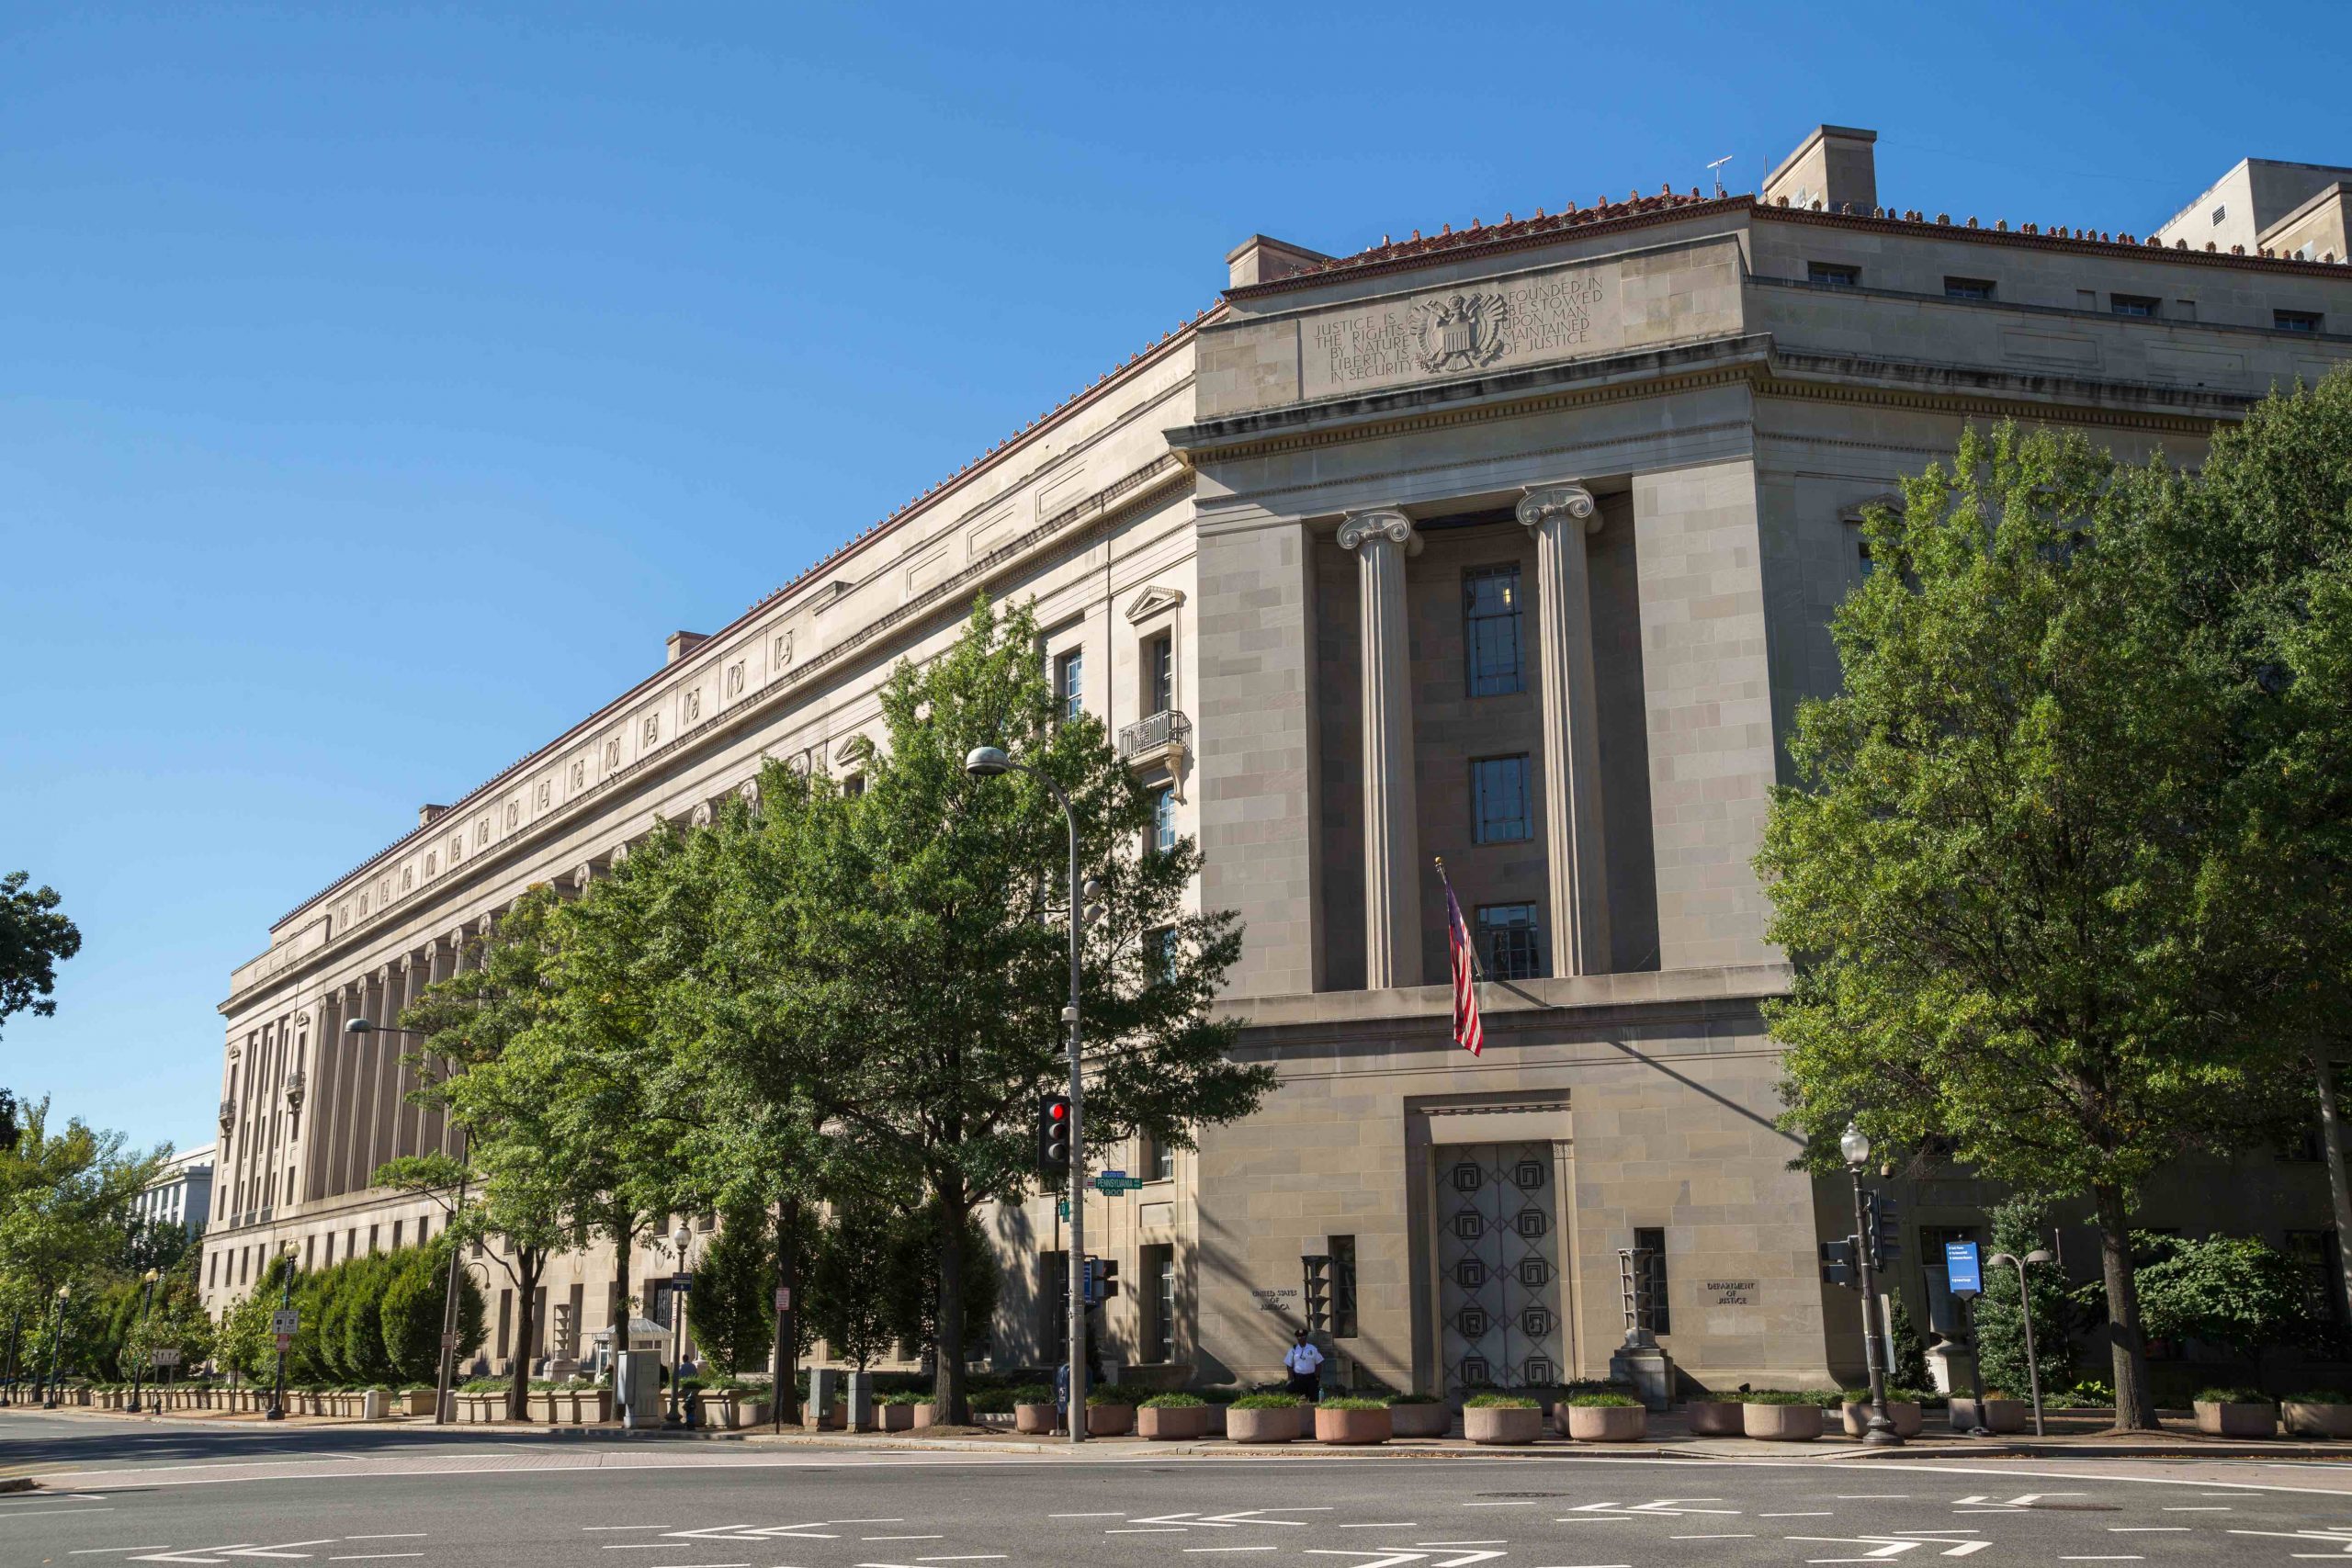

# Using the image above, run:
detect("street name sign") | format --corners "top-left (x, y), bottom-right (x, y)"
top-left (150, 1347), bottom-right (183, 1368)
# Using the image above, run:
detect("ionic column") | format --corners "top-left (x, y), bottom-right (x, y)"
top-left (367, 964), bottom-right (398, 1186)
top-left (1516, 482), bottom-right (1611, 976)
top-left (334, 977), bottom-right (368, 1196)
top-left (1338, 507), bottom-right (1424, 989)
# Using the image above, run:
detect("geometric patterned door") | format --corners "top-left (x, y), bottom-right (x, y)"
top-left (1435, 1142), bottom-right (1565, 1393)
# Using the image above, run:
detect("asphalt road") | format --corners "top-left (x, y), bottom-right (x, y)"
top-left (9, 1411), bottom-right (2352, 1567)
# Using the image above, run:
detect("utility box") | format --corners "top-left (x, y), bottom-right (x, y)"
top-left (615, 1350), bottom-right (662, 1429)
top-left (805, 1366), bottom-right (838, 1431)
top-left (846, 1370), bottom-right (874, 1431)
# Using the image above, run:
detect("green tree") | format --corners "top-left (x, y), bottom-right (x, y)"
top-left (1885, 1293), bottom-right (1929, 1393)
top-left (885, 1201), bottom-right (999, 1370)
top-left (341, 1254), bottom-right (399, 1384)
top-left (1968, 1200), bottom-right (2080, 1400)
top-left (0, 1100), bottom-right (162, 1324)
top-left (807, 1196), bottom-right (899, 1371)
top-left (0, 872), bottom-right (81, 1156)
top-left (1758, 423), bottom-right (2301, 1430)
top-left (379, 1240), bottom-right (486, 1385)
top-left (659, 597), bottom-right (1272, 1421)
top-left (687, 1208), bottom-right (774, 1377)
top-left (2134, 1232), bottom-right (2314, 1377)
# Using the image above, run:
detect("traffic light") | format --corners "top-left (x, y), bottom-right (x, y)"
top-left (1819, 1237), bottom-right (1858, 1288)
top-left (1865, 1190), bottom-right (1904, 1268)
top-left (1081, 1256), bottom-right (1120, 1304)
top-left (1037, 1094), bottom-right (1071, 1173)
top-left (1302, 1254), bottom-right (1332, 1333)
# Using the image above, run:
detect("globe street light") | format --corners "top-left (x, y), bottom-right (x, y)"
top-left (2, 1304), bottom-right (21, 1407)
top-left (126, 1267), bottom-right (162, 1414)
top-left (963, 743), bottom-right (1089, 1445)
top-left (266, 1240), bottom-right (297, 1420)
top-left (41, 1284), bottom-right (69, 1408)
top-left (1842, 1122), bottom-right (1902, 1446)
top-left (1987, 1247), bottom-right (2057, 1436)
top-left (668, 1221), bottom-right (695, 1427)
top-left (347, 1016), bottom-right (470, 1424)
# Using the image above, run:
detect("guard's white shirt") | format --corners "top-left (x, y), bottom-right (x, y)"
top-left (1283, 1341), bottom-right (1324, 1374)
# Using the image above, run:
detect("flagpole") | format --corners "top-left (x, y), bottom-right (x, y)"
top-left (1432, 857), bottom-right (1487, 984)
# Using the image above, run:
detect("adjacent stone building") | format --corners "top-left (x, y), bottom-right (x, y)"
top-left (204, 126), bottom-right (2352, 1393)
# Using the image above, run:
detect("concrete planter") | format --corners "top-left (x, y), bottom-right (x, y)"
top-left (2195, 1400), bottom-right (2277, 1438)
top-left (581, 1388), bottom-right (615, 1424)
top-left (1741, 1403), bottom-right (1824, 1441)
top-left (1014, 1401), bottom-right (1056, 1434)
top-left (910, 1401), bottom-right (937, 1428)
top-left (530, 1393), bottom-right (560, 1422)
top-left (2286, 1401), bottom-right (2352, 1438)
top-left (1566, 1404), bottom-right (1647, 1442)
top-left (1387, 1402), bottom-right (1451, 1438)
top-left (1463, 1404), bottom-right (1543, 1445)
top-left (1687, 1400), bottom-right (1743, 1435)
top-left (1139, 1404), bottom-right (1211, 1440)
top-left (1086, 1402), bottom-right (1135, 1437)
top-left (879, 1404), bottom-right (916, 1431)
top-left (361, 1390), bottom-right (390, 1421)
top-left (1225, 1404), bottom-right (1302, 1443)
top-left (1949, 1397), bottom-right (2027, 1434)
top-left (398, 1389), bottom-right (435, 1416)
top-left (1316, 1405), bottom-right (1391, 1445)
top-left (1839, 1400), bottom-right (1924, 1438)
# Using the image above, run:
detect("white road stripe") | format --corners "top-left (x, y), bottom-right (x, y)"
top-left (4, 1508), bottom-right (118, 1519)
top-left (69, 1549), bottom-right (173, 1555)
top-left (343, 1536), bottom-right (426, 1541)
top-left (327, 1557), bottom-right (425, 1562)
top-left (1182, 1551), bottom-right (1279, 1557)
top-left (862, 1537), bottom-right (943, 1542)
top-left (584, 1526), bottom-right (669, 1532)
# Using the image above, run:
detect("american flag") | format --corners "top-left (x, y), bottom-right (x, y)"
top-left (1438, 862), bottom-right (1484, 1057)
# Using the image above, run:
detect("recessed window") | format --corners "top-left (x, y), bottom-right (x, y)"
top-left (1470, 755), bottom-right (1532, 844)
top-left (2111, 294), bottom-right (2160, 318)
top-left (2276, 310), bottom-right (2324, 333)
top-left (2211, 204), bottom-right (2228, 226)
top-left (1463, 565), bottom-right (1525, 696)
top-left (841, 773), bottom-right (865, 798)
top-left (1055, 649), bottom-right (1084, 722)
top-left (1634, 1226), bottom-right (1672, 1336)
top-left (1476, 901), bottom-right (1546, 979)
top-left (1807, 262), bottom-right (1861, 288)
top-left (1144, 632), bottom-right (1174, 716)
top-left (1944, 276), bottom-right (1996, 300)
top-left (1150, 784), bottom-right (1176, 854)
top-left (1329, 1235), bottom-right (1359, 1339)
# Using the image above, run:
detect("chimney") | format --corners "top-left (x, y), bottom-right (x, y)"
top-left (666, 630), bottom-right (709, 665)
top-left (419, 804), bottom-right (448, 828)
top-left (1227, 233), bottom-right (1332, 289)
top-left (1762, 125), bottom-right (1878, 213)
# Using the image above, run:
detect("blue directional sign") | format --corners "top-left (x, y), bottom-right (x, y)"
top-left (1945, 1239), bottom-right (1983, 1297)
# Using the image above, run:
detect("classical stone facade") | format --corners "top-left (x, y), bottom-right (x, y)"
top-left (207, 127), bottom-right (2352, 1393)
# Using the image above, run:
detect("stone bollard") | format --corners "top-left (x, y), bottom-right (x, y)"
top-left (847, 1370), bottom-right (875, 1432)
top-left (804, 1367), bottom-right (837, 1432)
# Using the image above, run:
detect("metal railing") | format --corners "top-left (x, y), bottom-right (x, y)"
top-left (1117, 708), bottom-right (1192, 760)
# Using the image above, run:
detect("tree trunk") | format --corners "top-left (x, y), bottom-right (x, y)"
top-left (508, 1251), bottom-right (543, 1423)
top-left (613, 1213), bottom-right (633, 1337)
top-left (2313, 1053), bottom-right (2352, 1326)
top-left (2091, 1183), bottom-right (2159, 1431)
top-left (933, 1194), bottom-right (967, 1425)
top-left (773, 1193), bottom-right (799, 1429)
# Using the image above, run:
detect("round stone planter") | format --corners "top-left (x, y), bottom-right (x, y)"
top-left (1949, 1397), bottom-right (2027, 1434)
top-left (879, 1403), bottom-right (916, 1431)
top-left (1839, 1400), bottom-right (1924, 1438)
top-left (2195, 1400), bottom-right (2276, 1438)
top-left (2286, 1401), bottom-right (2352, 1438)
top-left (1741, 1402), bottom-right (1824, 1441)
top-left (1566, 1404), bottom-right (1647, 1442)
top-left (1686, 1399), bottom-right (1743, 1435)
top-left (1013, 1401), bottom-right (1056, 1434)
top-left (1138, 1404), bottom-right (1211, 1440)
top-left (1387, 1402), bottom-right (1451, 1438)
top-left (1225, 1404), bottom-right (1303, 1443)
top-left (1086, 1401), bottom-right (1135, 1437)
top-left (1463, 1404), bottom-right (1544, 1445)
top-left (1316, 1405), bottom-right (1392, 1445)
top-left (910, 1401), bottom-right (937, 1428)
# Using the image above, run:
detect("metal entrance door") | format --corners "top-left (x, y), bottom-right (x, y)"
top-left (1435, 1141), bottom-right (1565, 1392)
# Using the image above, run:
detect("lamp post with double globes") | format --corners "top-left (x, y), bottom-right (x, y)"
top-left (1987, 1247), bottom-right (2057, 1436)
top-left (962, 743), bottom-right (1089, 1446)
top-left (40, 1284), bottom-right (69, 1408)
top-left (345, 1016), bottom-right (471, 1424)
top-left (667, 1221), bottom-right (695, 1427)
top-left (126, 1267), bottom-right (162, 1413)
top-left (1841, 1122), bottom-right (1903, 1445)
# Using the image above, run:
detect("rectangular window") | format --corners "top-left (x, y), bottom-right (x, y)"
top-left (1150, 785), bottom-right (1176, 854)
top-left (2277, 310), bottom-right (2324, 333)
top-left (1144, 632), bottom-right (1174, 716)
top-left (391, 1221), bottom-right (403, 1249)
top-left (1329, 1234), bottom-right (1359, 1339)
top-left (1476, 901), bottom-right (1546, 980)
top-left (368, 1224), bottom-right (379, 1255)
top-left (1040, 1250), bottom-right (1069, 1359)
top-left (209, 1249), bottom-right (219, 1288)
top-left (1055, 649), bottom-right (1084, 722)
top-left (1943, 276), bottom-right (1996, 300)
top-left (1462, 565), bottom-right (1524, 696)
top-left (497, 1290), bottom-right (514, 1365)
top-left (1143, 925), bottom-right (1174, 985)
top-left (1142, 1243), bottom-right (1176, 1362)
top-left (1634, 1226), bottom-right (1671, 1337)
top-left (1808, 262), bottom-right (1860, 288)
top-left (2111, 293), bottom-right (2160, 318)
top-left (841, 773), bottom-right (865, 798)
top-left (1470, 755), bottom-right (1532, 844)
top-left (304, 1235), bottom-right (315, 1269)
top-left (2288, 1230), bottom-right (2344, 1326)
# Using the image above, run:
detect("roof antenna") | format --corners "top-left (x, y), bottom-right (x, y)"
top-left (1706, 155), bottom-right (1734, 197)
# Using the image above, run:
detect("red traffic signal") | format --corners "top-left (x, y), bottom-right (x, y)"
top-left (1038, 1093), bottom-right (1072, 1172)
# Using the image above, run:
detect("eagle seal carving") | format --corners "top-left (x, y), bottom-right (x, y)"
top-left (1414, 290), bottom-right (1511, 373)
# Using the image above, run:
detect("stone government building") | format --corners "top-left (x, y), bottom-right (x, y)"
top-left (204, 126), bottom-right (2352, 1393)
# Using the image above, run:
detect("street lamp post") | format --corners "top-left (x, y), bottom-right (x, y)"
top-left (1840, 1122), bottom-right (1902, 1446)
top-left (41, 1284), bottom-right (69, 1409)
top-left (964, 744), bottom-right (1088, 1446)
top-left (667, 1221), bottom-right (694, 1427)
top-left (346, 1017), bottom-right (470, 1424)
top-left (266, 1243), bottom-right (295, 1420)
top-left (3, 1304), bottom-right (20, 1407)
top-left (126, 1267), bottom-right (161, 1414)
top-left (1988, 1247), bottom-right (2056, 1437)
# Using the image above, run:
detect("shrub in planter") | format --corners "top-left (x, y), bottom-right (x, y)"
top-left (1315, 1395), bottom-right (1392, 1446)
top-left (1687, 1393), bottom-right (1744, 1435)
top-left (2194, 1387), bottom-right (2277, 1438)
top-left (1009, 1383), bottom-right (1057, 1434)
top-left (1561, 1390), bottom-right (1645, 1442)
top-left (1226, 1392), bottom-right (1304, 1443)
top-left (1139, 1392), bottom-right (1211, 1441)
top-left (1739, 1390), bottom-right (1825, 1441)
top-left (2284, 1391), bottom-right (2352, 1439)
top-left (1462, 1392), bottom-right (1544, 1446)
top-left (1950, 1391), bottom-right (2029, 1434)
top-left (1085, 1385), bottom-right (1136, 1437)
top-left (1838, 1388), bottom-right (1925, 1438)
top-left (1386, 1393), bottom-right (1450, 1438)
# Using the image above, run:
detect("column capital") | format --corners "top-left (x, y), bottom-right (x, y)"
top-left (1517, 482), bottom-right (1600, 536)
top-left (1338, 507), bottom-right (1421, 555)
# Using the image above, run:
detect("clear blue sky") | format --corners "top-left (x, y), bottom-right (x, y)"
top-left (6, 2), bottom-right (2346, 1157)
